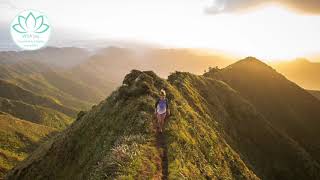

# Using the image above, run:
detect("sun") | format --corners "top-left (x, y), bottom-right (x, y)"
top-left (3, 0), bottom-right (318, 62)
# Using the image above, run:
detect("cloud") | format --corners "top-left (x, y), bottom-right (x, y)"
top-left (205, 0), bottom-right (320, 15)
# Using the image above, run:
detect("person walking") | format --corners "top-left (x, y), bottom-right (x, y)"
top-left (155, 89), bottom-right (170, 133)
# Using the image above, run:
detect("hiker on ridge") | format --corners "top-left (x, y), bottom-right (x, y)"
top-left (155, 89), bottom-right (170, 133)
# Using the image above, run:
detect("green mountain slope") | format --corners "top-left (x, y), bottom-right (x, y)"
top-left (7, 70), bottom-right (320, 180)
top-left (0, 97), bottom-right (72, 129)
top-left (0, 49), bottom-right (96, 178)
top-left (0, 61), bottom-right (96, 110)
top-left (41, 71), bottom-right (104, 104)
top-left (0, 79), bottom-right (76, 117)
top-left (167, 71), bottom-right (319, 180)
top-left (209, 57), bottom-right (320, 163)
top-left (0, 112), bottom-right (56, 178)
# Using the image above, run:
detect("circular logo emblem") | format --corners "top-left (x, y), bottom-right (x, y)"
top-left (10, 10), bottom-right (51, 50)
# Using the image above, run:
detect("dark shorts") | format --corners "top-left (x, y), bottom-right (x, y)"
top-left (156, 112), bottom-right (166, 120)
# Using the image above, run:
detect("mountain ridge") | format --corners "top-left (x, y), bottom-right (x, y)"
top-left (208, 57), bottom-right (320, 163)
top-left (7, 64), bottom-right (320, 179)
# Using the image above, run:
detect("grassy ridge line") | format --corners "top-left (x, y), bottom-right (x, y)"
top-left (6, 71), bottom-right (163, 179)
top-left (210, 57), bottom-right (320, 163)
top-left (0, 97), bottom-right (73, 129)
top-left (0, 79), bottom-right (77, 117)
top-left (0, 62), bottom-right (95, 111)
top-left (41, 71), bottom-right (104, 104)
top-left (10, 74), bottom-right (92, 111)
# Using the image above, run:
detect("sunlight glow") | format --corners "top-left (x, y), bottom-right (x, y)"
top-left (1, 1), bottom-right (320, 61)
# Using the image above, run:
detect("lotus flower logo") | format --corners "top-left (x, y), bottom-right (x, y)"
top-left (11, 10), bottom-right (51, 50)
top-left (12, 12), bottom-right (49, 34)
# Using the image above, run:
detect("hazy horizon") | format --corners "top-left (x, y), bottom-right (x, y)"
top-left (1, 0), bottom-right (320, 61)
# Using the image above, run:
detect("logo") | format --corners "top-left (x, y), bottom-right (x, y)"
top-left (10, 10), bottom-right (51, 50)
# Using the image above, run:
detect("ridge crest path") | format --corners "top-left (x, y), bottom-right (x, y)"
top-left (155, 117), bottom-right (169, 180)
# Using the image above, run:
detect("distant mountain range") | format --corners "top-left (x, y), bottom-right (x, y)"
top-left (6, 57), bottom-right (320, 179)
top-left (272, 59), bottom-right (320, 90)
top-left (0, 47), bottom-right (90, 68)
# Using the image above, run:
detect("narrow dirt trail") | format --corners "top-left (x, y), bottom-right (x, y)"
top-left (156, 131), bottom-right (168, 180)
top-left (153, 116), bottom-right (169, 180)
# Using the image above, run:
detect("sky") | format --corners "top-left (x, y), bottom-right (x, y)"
top-left (0, 0), bottom-right (320, 61)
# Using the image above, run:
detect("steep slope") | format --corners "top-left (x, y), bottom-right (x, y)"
top-left (0, 112), bottom-right (56, 178)
top-left (209, 57), bottom-right (320, 163)
top-left (41, 71), bottom-right (103, 104)
top-left (167, 72), bottom-right (319, 180)
top-left (0, 61), bottom-right (97, 110)
top-left (272, 59), bottom-right (320, 90)
top-left (0, 50), bottom-right (96, 178)
top-left (0, 98), bottom-right (72, 129)
top-left (309, 90), bottom-right (320, 101)
top-left (7, 70), bottom-right (320, 180)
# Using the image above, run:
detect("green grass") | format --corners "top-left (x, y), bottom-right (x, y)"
top-left (0, 97), bottom-right (73, 129)
top-left (0, 112), bottom-right (56, 178)
top-left (6, 70), bottom-right (258, 179)
top-left (0, 61), bottom-right (99, 111)
top-left (6, 68), bottom-right (320, 180)
top-left (0, 79), bottom-right (77, 117)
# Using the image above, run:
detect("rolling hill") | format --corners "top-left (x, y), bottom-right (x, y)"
top-left (0, 47), bottom-right (90, 68)
top-left (7, 67), bottom-right (320, 179)
top-left (0, 79), bottom-right (76, 118)
top-left (0, 60), bottom-right (100, 110)
top-left (0, 68), bottom-right (79, 178)
top-left (0, 48), bottom-right (99, 178)
top-left (0, 97), bottom-right (72, 129)
top-left (0, 112), bottom-right (57, 178)
top-left (272, 59), bottom-right (320, 90)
